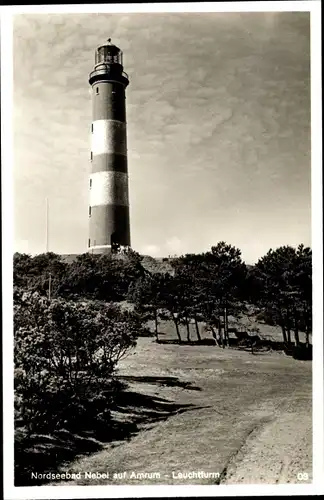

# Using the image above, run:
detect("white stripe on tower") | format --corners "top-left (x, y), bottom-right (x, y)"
top-left (90, 171), bottom-right (129, 207)
top-left (92, 119), bottom-right (127, 157)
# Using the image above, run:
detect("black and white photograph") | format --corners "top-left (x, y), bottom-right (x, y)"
top-left (2, 1), bottom-right (323, 498)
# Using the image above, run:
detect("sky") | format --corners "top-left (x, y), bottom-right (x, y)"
top-left (13, 9), bottom-right (311, 264)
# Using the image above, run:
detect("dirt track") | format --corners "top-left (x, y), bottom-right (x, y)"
top-left (223, 398), bottom-right (312, 484)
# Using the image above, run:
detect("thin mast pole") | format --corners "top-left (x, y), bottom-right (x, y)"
top-left (45, 197), bottom-right (49, 253)
top-left (46, 197), bottom-right (51, 300)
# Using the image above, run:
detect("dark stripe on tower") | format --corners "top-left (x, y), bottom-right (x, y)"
top-left (89, 205), bottom-right (130, 247)
top-left (91, 153), bottom-right (128, 174)
top-left (92, 82), bottom-right (126, 122)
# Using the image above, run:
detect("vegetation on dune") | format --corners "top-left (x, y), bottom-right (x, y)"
top-left (249, 244), bottom-right (312, 352)
top-left (14, 242), bottom-right (312, 351)
top-left (126, 242), bottom-right (312, 354)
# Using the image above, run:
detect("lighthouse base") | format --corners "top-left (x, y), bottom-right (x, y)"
top-left (88, 244), bottom-right (131, 255)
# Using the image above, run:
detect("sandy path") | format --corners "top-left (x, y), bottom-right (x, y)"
top-left (224, 398), bottom-right (312, 484)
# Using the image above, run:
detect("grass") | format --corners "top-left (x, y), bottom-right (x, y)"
top-left (41, 319), bottom-right (312, 486)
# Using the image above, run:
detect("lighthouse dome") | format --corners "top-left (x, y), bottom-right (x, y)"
top-left (95, 39), bottom-right (123, 66)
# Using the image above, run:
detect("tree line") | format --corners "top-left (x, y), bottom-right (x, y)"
top-left (14, 241), bottom-right (312, 351)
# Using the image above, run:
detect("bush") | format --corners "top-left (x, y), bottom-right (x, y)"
top-left (14, 292), bottom-right (142, 434)
top-left (59, 253), bottom-right (145, 301)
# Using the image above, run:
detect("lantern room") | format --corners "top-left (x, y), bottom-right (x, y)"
top-left (95, 39), bottom-right (123, 66)
top-left (89, 38), bottom-right (129, 87)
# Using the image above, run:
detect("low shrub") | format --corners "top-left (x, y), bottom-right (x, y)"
top-left (14, 292), bottom-right (142, 435)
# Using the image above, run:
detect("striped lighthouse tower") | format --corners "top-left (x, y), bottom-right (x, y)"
top-left (88, 39), bottom-right (130, 254)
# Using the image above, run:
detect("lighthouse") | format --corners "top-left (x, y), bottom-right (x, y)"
top-left (88, 39), bottom-right (130, 254)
